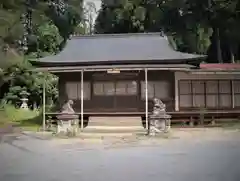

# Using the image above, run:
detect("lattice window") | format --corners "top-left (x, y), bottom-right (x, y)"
top-left (179, 80), bottom-right (232, 109)
top-left (126, 81), bottom-right (137, 95)
top-left (179, 80), bottom-right (191, 94)
top-left (104, 82), bottom-right (115, 95)
top-left (179, 95), bottom-right (192, 108)
top-left (192, 81), bottom-right (205, 108)
top-left (66, 81), bottom-right (91, 100)
top-left (234, 80), bottom-right (240, 107)
top-left (179, 80), bottom-right (192, 108)
top-left (93, 81), bottom-right (137, 96)
top-left (66, 82), bottom-right (78, 100)
top-left (154, 81), bottom-right (170, 99)
top-left (219, 81), bottom-right (231, 107)
top-left (141, 81), bottom-right (170, 100)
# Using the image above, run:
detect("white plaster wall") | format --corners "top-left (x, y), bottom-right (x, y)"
top-left (174, 71), bottom-right (240, 111)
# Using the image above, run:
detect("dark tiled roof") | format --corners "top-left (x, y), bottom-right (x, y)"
top-left (34, 33), bottom-right (206, 64)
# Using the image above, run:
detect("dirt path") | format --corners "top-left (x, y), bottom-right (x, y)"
top-left (43, 127), bottom-right (240, 150)
top-left (0, 124), bottom-right (22, 143)
top-left (1, 127), bottom-right (240, 181)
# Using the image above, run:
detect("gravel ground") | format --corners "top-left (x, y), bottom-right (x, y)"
top-left (0, 128), bottom-right (240, 181)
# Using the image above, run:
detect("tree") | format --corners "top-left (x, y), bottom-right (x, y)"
top-left (95, 0), bottom-right (240, 62)
top-left (26, 22), bottom-right (63, 58)
top-left (0, 0), bottom-right (83, 56)
top-left (0, 0), bottom-right (84, 108)
top-left (1, 61), bottom-right (58, 108)
top-left (95, 0), bottom-right (212, 54)
top-left (45, 0), bottom-right (83, 43)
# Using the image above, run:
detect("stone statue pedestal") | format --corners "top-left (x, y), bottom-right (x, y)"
top-left (149, 114), bottom-right (171, 136)
top-left (55, 100), bottom-right (79, 136)
top-left (56, 114), bottom-right (79, 136)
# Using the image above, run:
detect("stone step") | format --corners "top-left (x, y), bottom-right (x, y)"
top-left (79, 132), bottom-right (145, 139)
top-left (83, 129), bottom-right (145, 134)
top-left (83, 117), bottom-right (145, 137)
top-left (85, 126), bottom-right (144, 130)
top-left (88, 116), bottom-right (143, 127)
top-left (83, 126), bottom-right (145, 133)
top-left (88, 121), bottom-right (143, 126)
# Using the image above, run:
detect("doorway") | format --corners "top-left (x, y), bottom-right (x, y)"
top-left (91, 72), bottom-right (139, 112)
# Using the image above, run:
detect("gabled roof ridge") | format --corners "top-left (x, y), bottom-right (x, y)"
top-left (70, 32), bottom-right (165, 39)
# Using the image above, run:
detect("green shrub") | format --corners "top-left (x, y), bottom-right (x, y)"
top-left (0, 104), bottom-right (41, 127)
top-left (4, 104), bottom-right (37, 122)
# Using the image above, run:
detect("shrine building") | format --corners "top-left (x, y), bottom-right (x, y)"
top-left (31, 33), bottom-right (240, 129)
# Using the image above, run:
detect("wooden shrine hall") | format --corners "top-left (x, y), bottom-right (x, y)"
top-left (31, 33), bottom-right (240, 130)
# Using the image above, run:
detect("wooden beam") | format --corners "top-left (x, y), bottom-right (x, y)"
top-left (32, 64), bottom-right (194, 73)
top-left (48, 68), bottom-right (191, 73)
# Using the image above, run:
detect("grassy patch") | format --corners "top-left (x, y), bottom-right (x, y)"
top-left (0, 104), bottom-right (42, 130)
top-left (0, 110), bottom-right (8, 126)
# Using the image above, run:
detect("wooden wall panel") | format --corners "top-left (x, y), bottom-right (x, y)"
top-left (58, 70), bottom-right (175, 113)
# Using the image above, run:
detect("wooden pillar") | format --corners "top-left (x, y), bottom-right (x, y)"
top-left (231, 80), bottom-right (235, 108)
top-left (189, 116), bottom-right (194, 127)
top-left (42, 76), bottom-right (46, 131)
top-left (174, 72), bottom-right (179, 111)
top-left (81, 69), bottom-right (84, 130)
top-left (145, 68), bottom-right (148, 132)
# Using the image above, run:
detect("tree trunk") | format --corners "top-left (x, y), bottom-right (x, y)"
top-left (216, 28), bottom-right (223, 63)
top-left (229, 45), bottom-right (235, 63)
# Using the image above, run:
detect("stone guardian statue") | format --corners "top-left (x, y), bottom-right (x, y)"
top-left (149, 98), bottom-right (171, 136)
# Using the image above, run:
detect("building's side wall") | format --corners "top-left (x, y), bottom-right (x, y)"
top-left (174, 71), bottom-right (240, 111)
top-left (58, 70), bottom-right (175, 113)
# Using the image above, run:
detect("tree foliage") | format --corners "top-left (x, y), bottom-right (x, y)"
top-left (27, 22), bottom-right (63, 57)
top-left (0, 0), bottom-right (83, 57)
top-left (95, 0), bottom-right (240, 62)
top-left (1, 61), bottom-right (58, 108)
top-left (0, 0), bottom-right (83, 108)
top-left (45, 0), bottom-right (83, 42)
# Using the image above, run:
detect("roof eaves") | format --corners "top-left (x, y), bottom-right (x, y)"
top-left (70, 32), bottom-right (165, 39)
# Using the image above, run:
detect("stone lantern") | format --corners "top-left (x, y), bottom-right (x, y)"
top-left (20, 90), bottom-right (30, 110)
